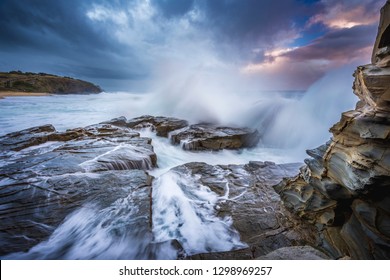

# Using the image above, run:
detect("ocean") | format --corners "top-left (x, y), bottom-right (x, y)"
top-left (0, 73), bottom-right (358, 258)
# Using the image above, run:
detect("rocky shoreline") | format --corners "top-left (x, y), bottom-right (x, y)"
top-left (1, 1), bottom-right (389, 261)
top-left (0, 115), bottom-right (328, 259)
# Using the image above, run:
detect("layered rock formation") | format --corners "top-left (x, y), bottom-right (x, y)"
top-left (0, 123), bottom-right (157, 256)
top-left (276, 1), bottom-right (390, 259)
top-left (372, 2), bottom-right (390, 68)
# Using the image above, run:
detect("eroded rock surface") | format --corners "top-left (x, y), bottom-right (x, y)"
top-left (1, 118), bottom-right (311, 259)
top-left (170, 124), bottom-right (260, 151)
top-left (157, 161), bottom-right (320, 259)
top-left (276, 2), bottom-right (390, 260)
top-left (105, 115), bottom-right (261, 151)
top-left (118, 115), bottom-right (188, 137)
top-left (0, 123), bottom-right (318, 259)
top-left (0, 123), bottom-right (159, 257)
top-left (256, 246), bottom-right (329, 260)
top-left (372, 1), bottom-right (390, 67)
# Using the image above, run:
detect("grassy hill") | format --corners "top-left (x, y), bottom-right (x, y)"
top-left (0, 71), bottom-right (102, 94)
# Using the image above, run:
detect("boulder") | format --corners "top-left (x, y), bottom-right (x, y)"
top-left (104, 115), bottom-right (189, 137)
top-left (170, 123), bottom-right (260, 151)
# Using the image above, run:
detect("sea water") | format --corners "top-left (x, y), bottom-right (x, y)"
top-left (0, 66), bottom-right (358, 258)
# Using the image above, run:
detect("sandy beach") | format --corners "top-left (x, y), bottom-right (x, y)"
top-left (0, 91), bottom-right (51, 99)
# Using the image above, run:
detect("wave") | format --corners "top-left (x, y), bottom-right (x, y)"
top-left (142, 64), bottom-right (358, 159)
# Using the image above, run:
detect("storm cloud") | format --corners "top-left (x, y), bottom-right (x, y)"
top-left (0, 0), bottom-right (384, 90)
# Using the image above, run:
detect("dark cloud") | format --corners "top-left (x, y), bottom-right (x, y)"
top-left (58, 63), bottom-right (146, 80)
top-left (200, 0), bottom-right (307, 44)
top-left (0, 1), bottom-right (110, 51)
top-left (0, 0), bottom-right (384, 90)
top-left (152, 0), bottom-right (322, 63)
top-left (0, 0), bottom-right (145, 88)
top-left (154, 0), bottom-right (321, 52)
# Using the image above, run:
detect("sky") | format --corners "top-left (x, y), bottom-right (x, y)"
top-left (0, 0), bottom-right (385, 91)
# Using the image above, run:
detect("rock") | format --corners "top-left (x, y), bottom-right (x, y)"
top-left (163, 161), bottom-right (319, 259)
top-left (352, 65), bottom-right (390, 111)
top-left (276, 1), bottom-right (390, 260)
top-left (372, 0), bottom-right (390, 67)
top-left (105, 116), bottom-right (261, 151)
top-left (0, 124), bottom-right (57, 151)
top-left (0, 169), bottom-right (154, 257)
top-left (0, 122), bottom-right (161, 257)
top-left (105, 115), bottom-right (189, 137)
top-left (0, 123), bottom-right (157, 171)
top-left (102, 116), bottom-right (128, 127)
top-left (256, 246), bottom-right (330, 260)
top-left (170, 123), bottom-right (260, 151)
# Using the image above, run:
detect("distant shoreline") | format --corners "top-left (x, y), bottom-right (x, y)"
top-left (0, 91), bottom-right (51, 99)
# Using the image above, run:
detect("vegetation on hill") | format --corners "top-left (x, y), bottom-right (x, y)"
top-left (0, 71), bottom-right (102, 94)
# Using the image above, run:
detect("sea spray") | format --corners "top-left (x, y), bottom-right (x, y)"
top-left (143, 64), bottom-right (357, 160)
top-left (140, 129), bottom-right (295, 177)
top-left (0, 65), bottom-right (358, 163)
top-left (262, 65), bottom-right (358, 155)
top-left (4, 201), bottom-right (177, 259)
top-left (151, 169), bottom-right (246, 255)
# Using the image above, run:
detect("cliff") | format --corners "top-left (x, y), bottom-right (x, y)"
top-left (0, 71), bottom-right (102, 94)
top-left (276, 1), bottom-right (390, 259)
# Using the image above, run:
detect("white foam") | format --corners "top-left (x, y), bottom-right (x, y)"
top-left (5, 199), bottom-right (177, 259)
top-left (152, 170), bottom-right (246, 255)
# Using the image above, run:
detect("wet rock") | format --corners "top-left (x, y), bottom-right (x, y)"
top-left (277, 2), bottom-right (390, 260)
top-left (170, 123), bottom-right (260, 151)
top-left (256, 246), bottom-right (330, 260)
top-left (105, 116), bottom-right (261, 151)
top-left (0, 170), bottom-right (153, 256)
top-left (0, 123), bottom-right (157, 173)
top-left (167, 161), bottom-right (318, 259)
top-left (104, 115), bottom-right (189, 137)
top-left (0, 124), bottom-right (56, 151)
top-left (0, 121), bottom-right (160, 257)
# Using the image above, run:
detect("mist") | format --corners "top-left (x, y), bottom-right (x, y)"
top-left (139, 55), bottom-right (359, 160)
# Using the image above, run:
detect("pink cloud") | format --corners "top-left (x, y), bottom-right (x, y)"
top-left (309, 0), bottom-right (382, 29)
